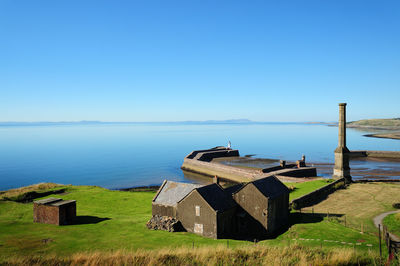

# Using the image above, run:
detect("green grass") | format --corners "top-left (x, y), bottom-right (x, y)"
top-left (285, 179), bottom-right (333, 201)
top-left (0, 183), bottom-right (380, 261)
top-left (383, 213), bottom-right (400, 238)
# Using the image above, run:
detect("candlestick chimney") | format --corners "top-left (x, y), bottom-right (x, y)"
top-left (333, 103), bottom-right (352, 183)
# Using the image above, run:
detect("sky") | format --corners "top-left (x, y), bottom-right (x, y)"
top-left (1, 0), bottom-right (399, 122)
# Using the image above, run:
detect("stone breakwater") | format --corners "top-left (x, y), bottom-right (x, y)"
top-left (350, 150), bottom-right (400, 159)
top-left (181, 147), bottom-right (318, 183)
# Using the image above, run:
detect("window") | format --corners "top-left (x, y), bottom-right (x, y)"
top-left (194, 223), bottom-right (203, 234)
top-left (195, 205), bottom-right (200, 216)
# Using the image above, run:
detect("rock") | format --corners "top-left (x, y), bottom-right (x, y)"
top-left (146, 215), bottom-right (185, 232)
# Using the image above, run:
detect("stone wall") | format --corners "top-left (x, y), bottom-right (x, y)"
top-left (350, 150), bottom-right (400, 159)
top-left (152, 203), bottom-right (176, 217)
top-left (194, 150), bottom-right (240, 162)
top-left (33, 204), bottom-right (60, 225)
top-left (290, 178), bottom-right (346, 210)
top-left (181, 158), bottom-right (259, 183)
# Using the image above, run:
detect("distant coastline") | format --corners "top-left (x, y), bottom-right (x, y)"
top-left (346, 118), bottom-right (400, 140)
top-left (0, 120), bottom-right (334, 127)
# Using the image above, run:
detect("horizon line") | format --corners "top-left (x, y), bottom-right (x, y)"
top-left (0, 119), bottom-right (335, 124)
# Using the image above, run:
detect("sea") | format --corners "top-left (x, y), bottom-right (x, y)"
top-left (1, 122), bottom-right (400, 191)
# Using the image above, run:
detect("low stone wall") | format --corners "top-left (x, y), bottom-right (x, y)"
top-left (152, 203), bottom-right (176, 217)
top-left (350, 150), bottom-right (400, 159)
top-left (290, 178), bottom-right (346, 210)
top-left (271, 167), bottom-right (317, 178)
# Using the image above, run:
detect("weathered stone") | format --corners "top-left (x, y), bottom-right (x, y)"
top-left (333, 103), bottom-right (352, 183)
top-left (146, 215), bottom-right (184, 232)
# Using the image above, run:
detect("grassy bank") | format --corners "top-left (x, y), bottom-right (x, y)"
top-left (0, 181), bottom-right (394, 263)
top-left (348, 118), bottom-right (400, 128)
top-left (1, 245), bottom-right (384, 266)
top-left (384, 213), bottom-right (400, 238)
top-left (302, 182), bottom-right (400, 235)
top-left (285, 179), bottom-right (332, 201)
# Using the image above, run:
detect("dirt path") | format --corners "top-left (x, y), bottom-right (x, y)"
top-left (373, 210), bottom-right (400, 241)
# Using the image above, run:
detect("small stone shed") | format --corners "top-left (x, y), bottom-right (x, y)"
top-left (177, 183), bottom-right (236, 239)
top-left (232, 176), bottom-right (289, 237)
top-left (152, 180), bottom-right (202, 217)
top-left (33, 197), bottom-right (76, 225)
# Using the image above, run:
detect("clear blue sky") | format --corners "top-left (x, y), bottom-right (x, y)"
top-left (1, 0), bottom-right (399, 122)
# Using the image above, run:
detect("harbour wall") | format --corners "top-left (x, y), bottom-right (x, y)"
top-left (181, 158), bottom-right (259, 183)
top-left (350, 150), bottom-right (400, 159)
top-left (182, 159), bottom-right (318, 183)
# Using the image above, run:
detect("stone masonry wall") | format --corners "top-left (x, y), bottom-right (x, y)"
top-left (290, 178), bottom-right (346, 210)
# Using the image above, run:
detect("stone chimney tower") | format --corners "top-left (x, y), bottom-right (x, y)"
top-left (333, 103), bottom-right (352, 183)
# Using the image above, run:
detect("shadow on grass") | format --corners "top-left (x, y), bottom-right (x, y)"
top-left (266, 212), bottom-right (344, 240)
top-left (228, 212), bottom-right (343, 242)
top-left (73, 216), bottom-right (111, 225)
top-left (289, 212), bottom-right (344, 225)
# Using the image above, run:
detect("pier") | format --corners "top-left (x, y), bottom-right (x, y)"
top-left (181, 146), bottom-right (318, 183)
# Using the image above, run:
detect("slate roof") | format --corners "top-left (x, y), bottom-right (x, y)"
top-left (251, 175), bottom-right (290, 199)
top-left (223, 183), bottom-right (243, 196)
top-left (33, 197), bottom-right (76, 206)
top-left (34, 197), bottom-right (62, 205)
top-left (153, 180), bottom-right (203, 207)
top-left (195, 183), bottom-right (237, 212)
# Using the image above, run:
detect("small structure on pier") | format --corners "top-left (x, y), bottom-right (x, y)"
top-left (333, 103), bottom-right (352, 183)
top-left (33, 197), bottom-right (76, 225)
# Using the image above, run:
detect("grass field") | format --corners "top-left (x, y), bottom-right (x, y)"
top-left (285, 179), bottom-right (332, 201)
top-left (3, 245), bottom-right (383, 266)
top-left (0, 181), bottom-right (387, 264)
top-left (383, 213), bottom-right (400, 238)
top-left (302, 182), bottom-right (400, 235)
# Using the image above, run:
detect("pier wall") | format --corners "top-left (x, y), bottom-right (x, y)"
top-left (350, 150), bottom-right (400, 159)
top-left (181, 158), bottom-right (259, 183)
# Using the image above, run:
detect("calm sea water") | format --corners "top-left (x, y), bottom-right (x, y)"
top-left (1, 123), bottom-right (400, 191)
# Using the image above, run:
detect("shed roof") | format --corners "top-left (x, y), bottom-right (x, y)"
top-left (195, 183), bottom-right (237, 212)
top-left (153, 180), bottom-right (203, 207)
top-left (34, 197), bottom-right (76, 206)
top-left (234, 175), bottom-right (289, 199)
top-left (34, 197), bottom-right (62, 205)
top-left (223, 183), bottom-right (243, 196)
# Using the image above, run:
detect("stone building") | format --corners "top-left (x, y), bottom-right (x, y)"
top-left (177, 183), bottom-right (236, 239)
top-left (33, 197), bottom-right (76, 225)
top-left (152, 180), bottom-right (202, 217)
top-left (232, 176), bottom-right (290, 238)
top-left (150, 176), bottom-right (290, 239)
